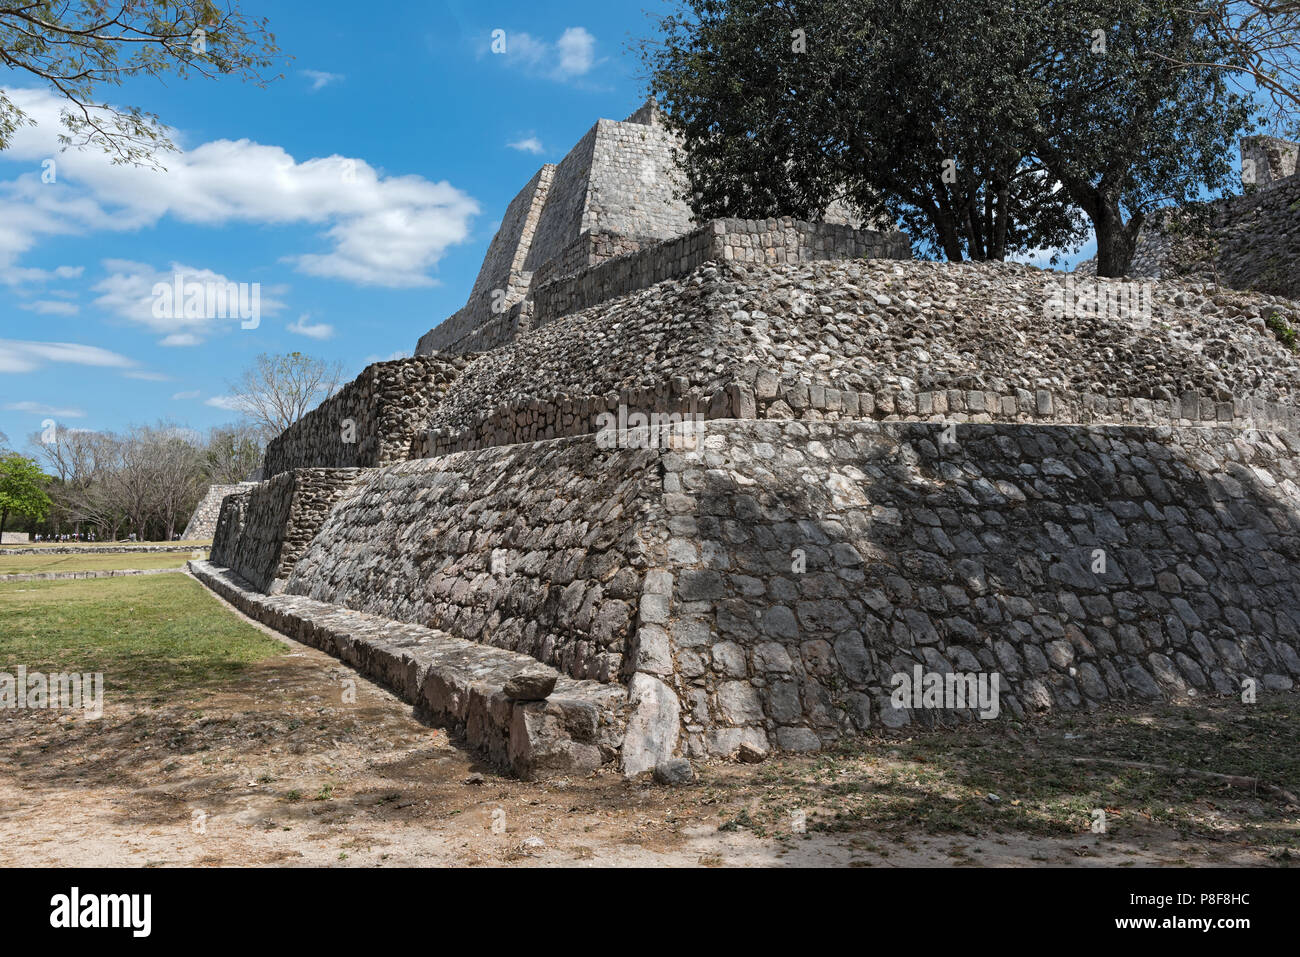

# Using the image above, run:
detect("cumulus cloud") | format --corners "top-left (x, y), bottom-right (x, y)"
top-left (288, 314), bottom-right (334, 340)
top-left (0, 88), bottom-right (479, 289)
top-left (0, 338), bottom-right (135, 374)
top-left (486, 27), bottom-right (601, 81)
top-left (90, 259), bottom-right (286, 346)
top-left (555, 27), bottom-right (597, 78)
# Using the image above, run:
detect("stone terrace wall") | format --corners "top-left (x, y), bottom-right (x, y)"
top-left (420, 259), bottom-right (1300, 456)
top-left (215, 468), bottom-right (365, 592)
top-left (531, 218), bottom-right (910, 326)
top-left (644, 419), bottom-right (1300, 758)
top-left (284, 440), bottom-right (663, 684)
top-left (530, 231), bottom-right (648, 290)
top-left (1123, 167), bottom-right (1300, 299)
top-left (182, 482), bottom-right (256, 540)
top-left (262, 355), bottom-right (469, 477)
top-left (210, 489), bottom-right (253, 567)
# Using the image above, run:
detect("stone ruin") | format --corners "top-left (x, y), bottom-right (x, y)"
top-left (183, 482), bottom-right (258, 541)
top-left (1082, 135), bottom-right (1300, 300)
top-left (192, 103), bottom-right (1300, 780)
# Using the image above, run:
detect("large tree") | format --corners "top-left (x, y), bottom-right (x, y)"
top-left (643, 0), bottom-right (1087, 262)
top-left (228, 352), bottom-right (344, 443)
top-left (0, 0), bottom-right (280, 165)
top-left (643, 0), bottom-right (1257, 274)
top-left (1025, 0), bottom-right (1256, 274)
top-left (0, 452), bottom-right (52, 536)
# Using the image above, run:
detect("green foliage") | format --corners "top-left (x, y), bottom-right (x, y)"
top-left (643, 0), bottom-right (1257, 273)
top-left (0, 452), bottom-right (52, 532)
top-left (1266, 311), bottom-right (1298, 350)
top-left (0, 1), bottom-right (281, 166)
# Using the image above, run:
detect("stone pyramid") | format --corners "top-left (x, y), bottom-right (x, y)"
top-left (193, 107), bottom-right (1300, 780)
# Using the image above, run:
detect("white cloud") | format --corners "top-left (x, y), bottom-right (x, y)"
top-left (0, 88), bottom-right (479, 289)
top-left (205, 395), bottom-right (249, 412)
top-left (302, 70), bottom-right (344, 91)
top-left (3, 401), bottom-right (86, 418)
top-left (0, 338), bottom-right (135, 374)
top-left (123, 370), bottom-right (173, 382)
top-left (555, 27), bottom-right (597, 78)
top-left (172, 390), bottom-right (200, 400)
top-left (18, 299), bottom-right (79, 316)
top-left (288, 314), bottom-right (334, 340)
top-left (508, 136), bottom-right (546, 155)
top-left (487, 27), bottom-right (601, 82)
top-left (91, 259), bottom-right (286, 346)
top-left (161, 333), bottom-right (203, 347)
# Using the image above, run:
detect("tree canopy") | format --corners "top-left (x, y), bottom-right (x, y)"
top-left (0, 0), bottom-right (281, 165)
top-left (642, 0), bottom-right (1258, 274)
top-left (0, 452), bottom-right (52, 535)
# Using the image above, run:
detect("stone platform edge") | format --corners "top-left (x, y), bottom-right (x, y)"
top-left (187, 560), bottom-right (632, 780)
top-left (0, 567), bottom-right (185, 583)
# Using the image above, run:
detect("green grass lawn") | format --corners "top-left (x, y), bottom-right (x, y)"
top-left (0, 574), bottom-right (284, 702)
top-left (0, 540), bottom-right (211, 550)
top-left (0, 552), bottom-right (200, 575)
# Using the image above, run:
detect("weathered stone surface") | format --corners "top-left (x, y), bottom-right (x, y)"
top-left (622, 673), bottom-right (681, 777)
top-left (504, 670), bottom-right (558, 701)
top-left (189, 560), bottom-right (627, 780)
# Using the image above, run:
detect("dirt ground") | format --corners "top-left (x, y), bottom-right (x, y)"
top-left (1, 592), bottom-right (1294, 868)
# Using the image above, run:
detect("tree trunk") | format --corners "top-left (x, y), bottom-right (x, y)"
top-left (0, 507), bottom-right (7, 536)
top-left (1092, 200), bottom-right (1136, 278)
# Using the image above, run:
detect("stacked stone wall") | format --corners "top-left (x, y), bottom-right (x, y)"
top-left (421, 259), bottom-right (1300, 455)
top-left (531, 218), bottom-right (909, 326)
top-left (212, 468), bottom-right (365, 592)
top-left (262, 355), bottom-right (469, 477)
top-left (284, 441), bottom-right (661, 684)
top-left (637, 419), bottom-right (1300, 757)
top-left (182, 482), bottom-right (256, 540)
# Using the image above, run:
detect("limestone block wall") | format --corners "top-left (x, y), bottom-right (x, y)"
top-left (530, 231), bottom-right (648, 289)
top-left (262, 355), bottom-right (469, 477)
top-left (182, 482), bottom-right (256, 540)
top-left (0, 532), bottom-right (30, 544)
top-left (212, 469), bottom-right (366, 592)
top-left (419, 259), bottom-right (1300, 456)
top-left (1242, 135), bottom-right (1298, 187)
top-left (210, 489), bottom-right (253, 567)
top-left (283, 441), bottom-right (662, 684)
top-left (523, 124), bottom-right (601, 273)
top-left (531, 218), bottom-right (910, 326)
top-left (639, 419), bottom-right (1300, 758)
top-left (580, 116), bottom-right (694, 242)
top-left (1124, 172), bottom-right (1300, 299)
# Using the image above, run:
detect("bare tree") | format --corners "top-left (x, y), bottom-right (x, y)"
top-left (0, 0), bottom-right (282, 166)
top-left (204, 421), bottom-right (263, 484)
top-left (228, 352), bottom-right (344, 442)
top-left (1168, 3), bottom-right (1300, 134)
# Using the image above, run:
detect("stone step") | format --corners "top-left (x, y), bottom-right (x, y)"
top-left (188, 560), bottom-right (629, 779)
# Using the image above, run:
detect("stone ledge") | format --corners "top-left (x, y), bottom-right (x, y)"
top-left (188, 560), bottom-right (630, 779)
top-left (0, 545), bottom-right (208, 555)
top-left (0, 567), bottom-right (185, 583)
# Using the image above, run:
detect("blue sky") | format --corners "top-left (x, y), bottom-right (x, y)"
top-left (0, 0), bottom-right (676, 446)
